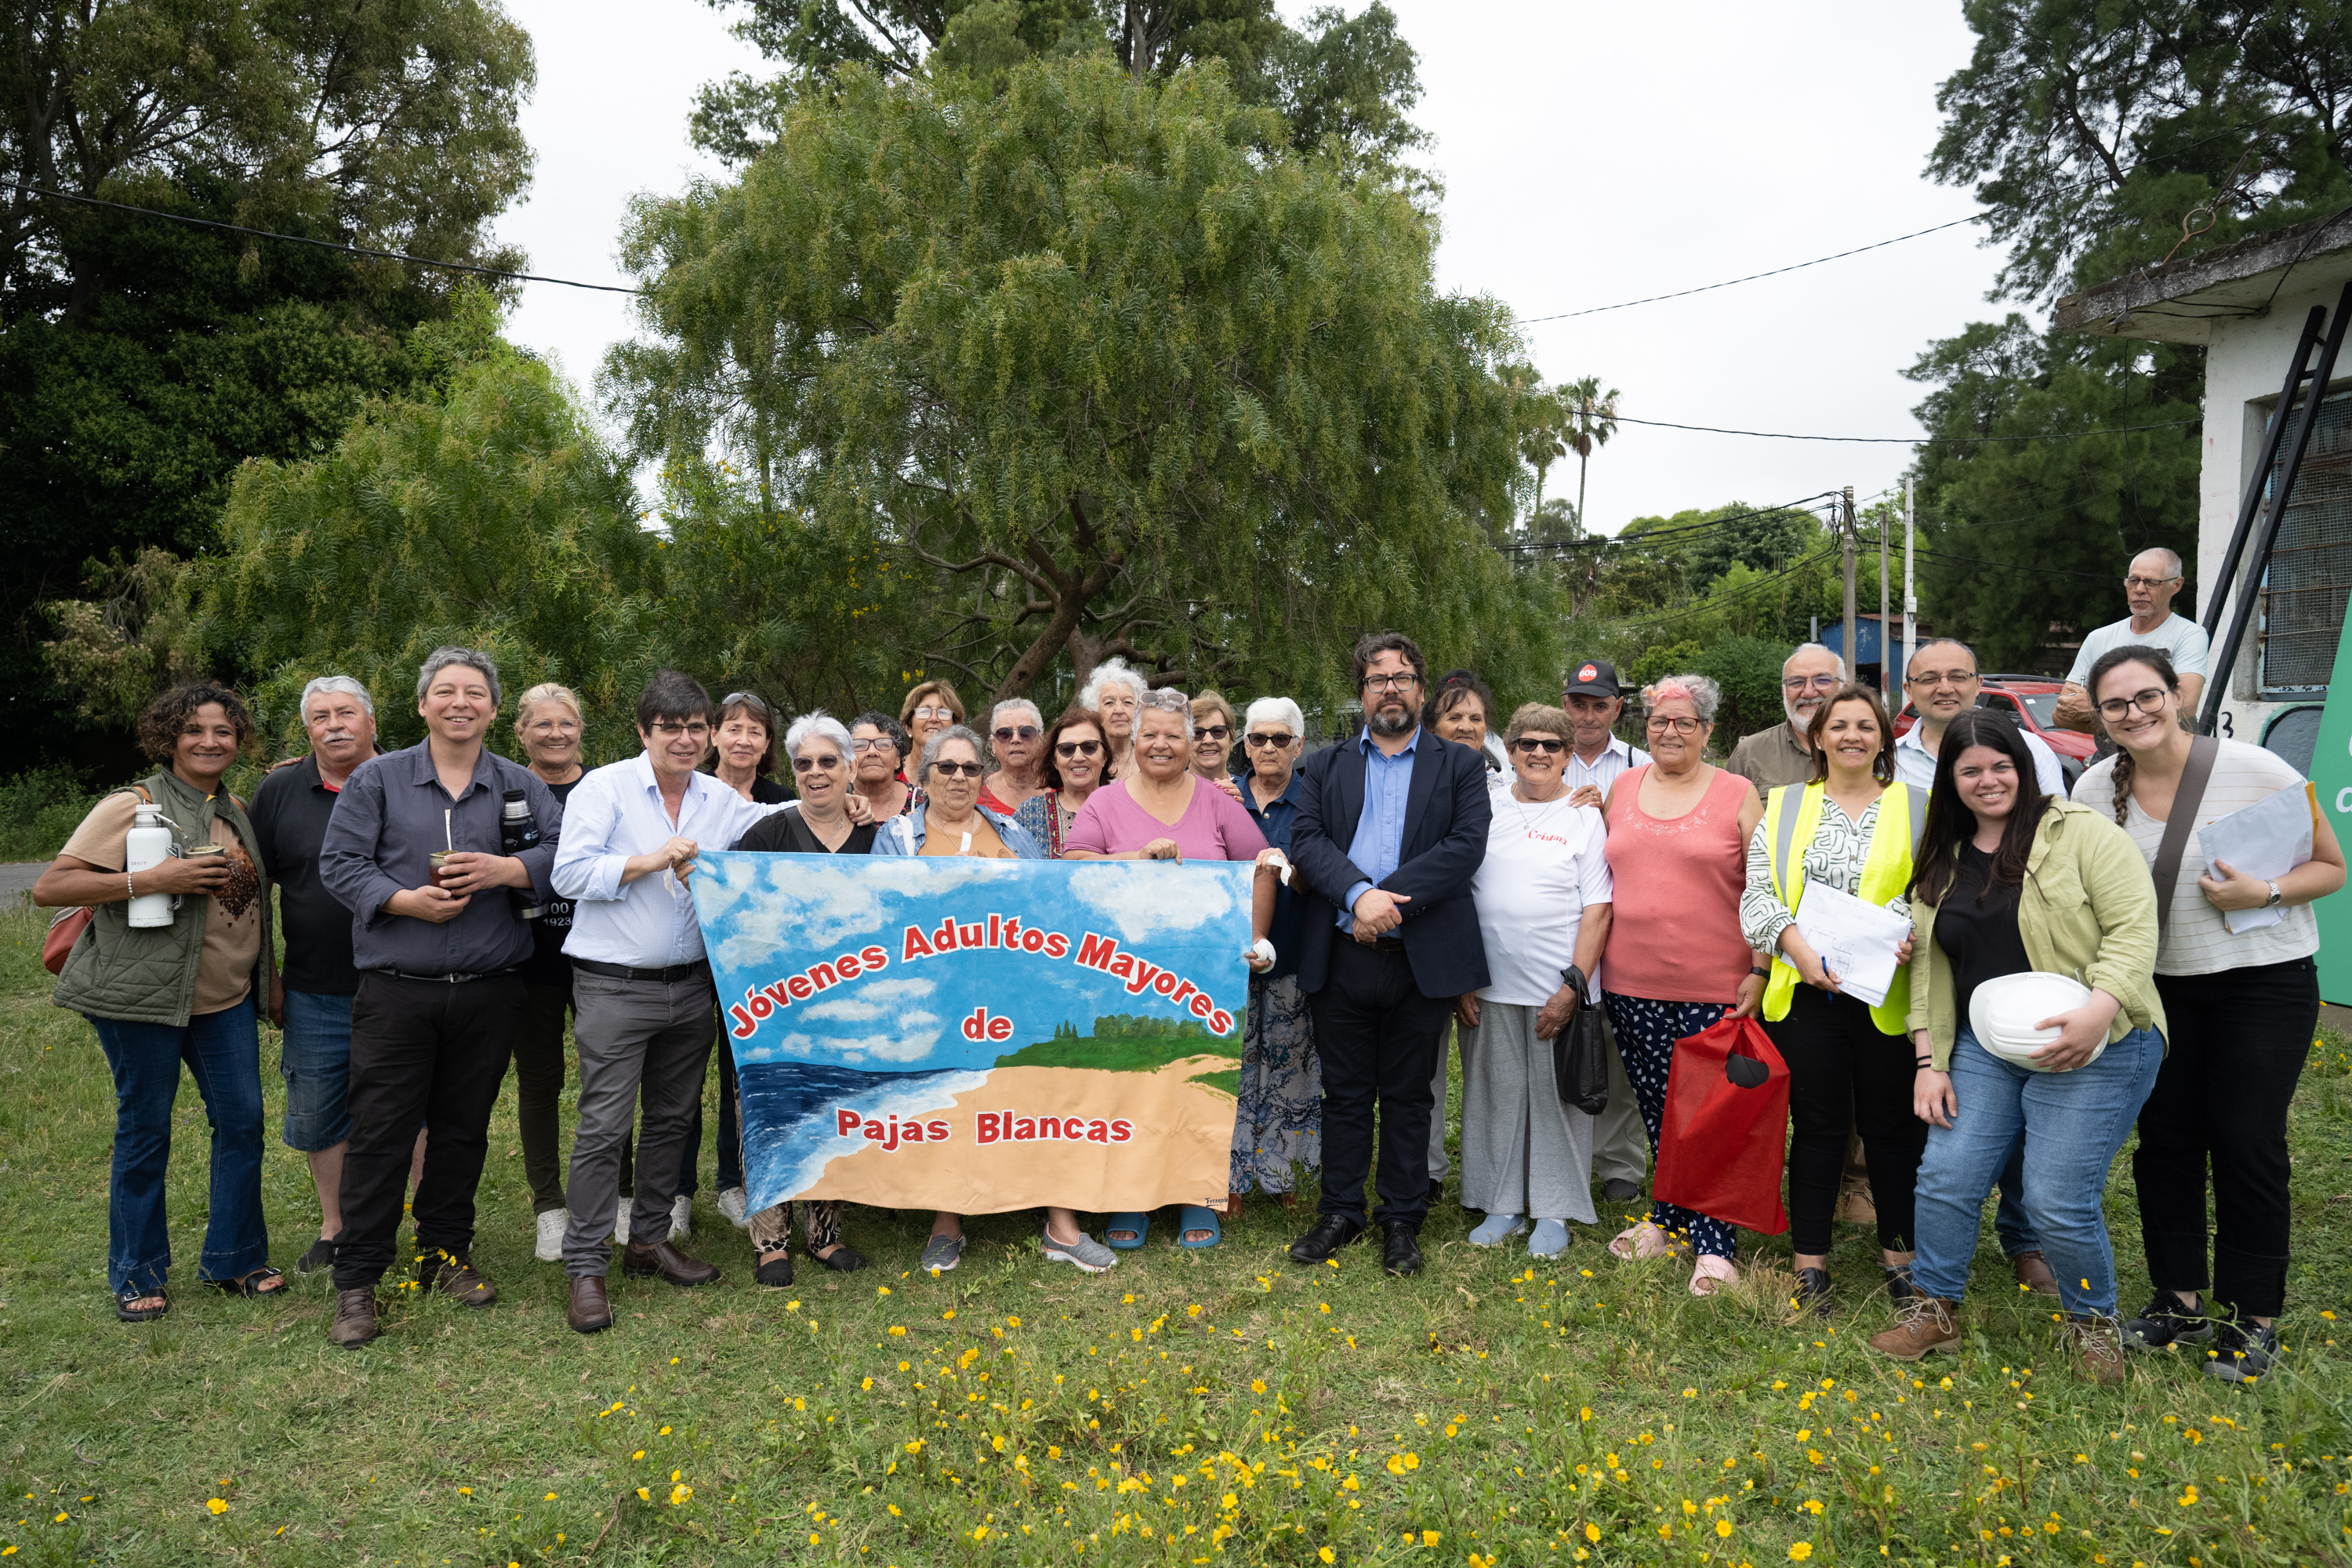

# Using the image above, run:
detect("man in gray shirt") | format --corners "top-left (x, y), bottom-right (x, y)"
top-left (318, 646), bottom-right (563, 1348)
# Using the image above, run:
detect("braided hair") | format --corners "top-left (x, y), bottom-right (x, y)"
top-left (2084, 644), bottom-right (2180, 826)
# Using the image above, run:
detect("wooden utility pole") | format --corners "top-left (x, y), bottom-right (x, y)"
top-left (1878, 492), bottom-right (1890, 699)
top-left (1841, 486), bottom-right (1857, 684)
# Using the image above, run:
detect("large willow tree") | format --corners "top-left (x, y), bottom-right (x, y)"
top-left (608, 52), bottom-right (1555, 713)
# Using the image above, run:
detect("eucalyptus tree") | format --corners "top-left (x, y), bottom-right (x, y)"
top-left (611, 53), bottom-right (1554, 712)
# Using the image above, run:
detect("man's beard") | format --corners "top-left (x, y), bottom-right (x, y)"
top-left (1367, 699), bottom-right (1417, 738)
top-left (1784, 696), bottom-right (1823, 733)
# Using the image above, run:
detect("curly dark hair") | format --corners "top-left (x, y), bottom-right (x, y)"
top-left (137, 682), bottom-right (256, 764)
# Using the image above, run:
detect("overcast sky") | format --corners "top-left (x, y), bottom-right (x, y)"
top-left (495, 0), bottom-right (2008, 537)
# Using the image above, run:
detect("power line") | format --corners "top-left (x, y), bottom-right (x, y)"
top-left (1604, 412), bottom-right (2199, 445)
top-left (1518, 218), bottom-right (1980, 323)
top-left (2, 179), bottom-right (644, 296)
top-left (1615, 547), bottom-right (1838, 630)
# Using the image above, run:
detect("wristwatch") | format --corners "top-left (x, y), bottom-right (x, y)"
top-left (1749, 965), bottom-right (1771, 979)
top-left (2265, 879), bottom-right (2284, 909)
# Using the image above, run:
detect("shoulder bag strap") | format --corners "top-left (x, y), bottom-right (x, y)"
top-left (2151, 734), bottom-right (2221, 948)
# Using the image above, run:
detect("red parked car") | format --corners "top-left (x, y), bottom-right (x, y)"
top-left (1893, 678), bottom-right (2095, 788)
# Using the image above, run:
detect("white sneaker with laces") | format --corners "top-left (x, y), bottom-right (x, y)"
top-left (717, 1186), bottom-right (749, 1229)
top-left (535, 1209), bottom-right (565, 1262)
top-left (671, 1192), bottom-right (693, 1240)
top-left (612, 1197), bottom-right (633, 1245)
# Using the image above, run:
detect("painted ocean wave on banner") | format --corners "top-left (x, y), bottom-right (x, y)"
top-left (690, 852), bottom-right (1254, 1215)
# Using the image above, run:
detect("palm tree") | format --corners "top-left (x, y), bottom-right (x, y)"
top-left (1514, 375), bottom-right (1570, 521)
top-left (1562, 376), bottom-right (1621, 533)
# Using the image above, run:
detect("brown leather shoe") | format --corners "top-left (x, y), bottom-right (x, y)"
top-left (2011, 1250), bottom-right (2060, 1297)
top-left (622, 1238), bottom-right (721, 1288)
top-left (568, 1274), bottom-right (615, 1334)
top-left (1835, 1181), bottom-right (1878, 1227)
top-left (2061, 1314), bottom-right (2126, 1384)
top-left (1867, 1295), bottom-right (1961, 1362)
top-left (418, 1254), bottom-right (498, 1308)
top-left (328, 1287), bottom-right (380, 1349)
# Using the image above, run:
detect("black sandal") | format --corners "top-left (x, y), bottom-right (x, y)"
top-left (817, 1244), bottom-right (867, 1273)
top-left (754, 1252), bottom-right (794, 1288)
top-left (206, 1265), bottom-right (286, 1298)
top-left (114, 1287), bottom-right (169, 1323)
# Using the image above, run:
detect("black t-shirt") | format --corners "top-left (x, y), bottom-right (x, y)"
top-left (518, 772), bottom-right (584, 987)
top-left (1933, 844), bottom-right (2032, 1030)
top-left (250, 755), bottom-right (365, 995)
top-left (731, 806), bottom-right (877, 856)
top-left (748, 775), bottom-right (792, 804)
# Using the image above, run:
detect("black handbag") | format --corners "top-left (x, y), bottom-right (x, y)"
top-left (1552, 966), bottom-right (1610, 1116)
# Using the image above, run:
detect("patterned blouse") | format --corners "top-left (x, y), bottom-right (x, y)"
top-left (1739, 792), bottom-right (1911, 953)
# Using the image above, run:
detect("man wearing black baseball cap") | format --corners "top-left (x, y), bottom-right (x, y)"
top-left (1552, 659), bottom-right (1651, 1206)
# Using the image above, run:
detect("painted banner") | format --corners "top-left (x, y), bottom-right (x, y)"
top-left (2301, 618), bottom-right (2352, 1004)
top-left (689, 851), bottom-right (1254, 1216)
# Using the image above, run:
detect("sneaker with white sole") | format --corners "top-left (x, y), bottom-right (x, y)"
top-left (670, 1193), bottom-right (693, 1240)
top-left (920, 1233), bottom-right (966, 1272)
top-left (612, 1197), bottom-right (633, 1246)
top-left (1041, 1228), bottom-right (1118, 1272)
top-left (535, 1209), bottom-right (565, 1263)
top-left (717, 1186), bottom-right (749, 1229)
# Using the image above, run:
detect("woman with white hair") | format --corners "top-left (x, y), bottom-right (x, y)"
top-left (1079, 657), bottom-right (1147, 780)
top-left (1599, 673), bottom-right (1769, 1295)
top-left (980, 697), bottom-right (1051, 815)
top-left (1065, 688), bottom-right (1279, 1250)
top-left (725, 710), bottom-right (877, 1284)
top-left (1232, 694), bottom-right (1320, 1214)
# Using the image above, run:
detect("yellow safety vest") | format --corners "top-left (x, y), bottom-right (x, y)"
top-left (1760, 781), bottom-right (1925, 1034)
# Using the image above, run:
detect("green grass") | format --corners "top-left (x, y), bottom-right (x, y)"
top-left (5, 893), bottom-right (2352, 1565)
top-left (993, 1036), bottom-right (1242, 1073)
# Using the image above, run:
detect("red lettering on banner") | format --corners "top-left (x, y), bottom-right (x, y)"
top-left (787, 975), bottom-right (813, 1000)
top-left (903, 924), bottom-right (935, 960)
top-left (1111, 1119), bottom-right (1134, 1142)
top-left (1075, 932), bottom-right (1120, 971)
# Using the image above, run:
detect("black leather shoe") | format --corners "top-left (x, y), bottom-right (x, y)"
top-left (1794, 1266), bottom-right (1832, 1316)
top-left (1287, 1214), bottom-right (1365, 1264)
top-left (1602, 1178), bottom-right (1642, 1205)
top-left (1882, 1263), bottom-right (1917, 1305)
top-left (1381, 1221), bottom-right (1423, 1277)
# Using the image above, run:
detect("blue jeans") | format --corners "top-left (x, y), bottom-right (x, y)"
top-left (88, 997), bottom-right (270, 1296)
top-left (278, 989), bottom-right (355, 1152)
top-left (1911, 1025), bottom-right (2162, 1319)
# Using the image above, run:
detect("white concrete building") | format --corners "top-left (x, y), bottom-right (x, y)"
top-left (2056, 210), bottom-right (2352, 774)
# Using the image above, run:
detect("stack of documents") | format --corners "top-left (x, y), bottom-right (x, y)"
top-left (1791, 881), bottom-right (1914, 1007)
top-left (2195, 785), bottom-right (2315, 934)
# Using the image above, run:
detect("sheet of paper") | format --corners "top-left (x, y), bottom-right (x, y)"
top-left (1792, 880), bottom-right (1913, 1007)
top-left (2195, 783), bottom-right (2314, 935)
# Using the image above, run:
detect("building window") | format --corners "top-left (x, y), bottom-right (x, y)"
top-left (2261, 390), bottom-right (2352, 695)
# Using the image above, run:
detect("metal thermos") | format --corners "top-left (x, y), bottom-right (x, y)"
top-left (125, 803), bottom-right (177, 927)
top-left (501, 789), bottom-right (546, 920)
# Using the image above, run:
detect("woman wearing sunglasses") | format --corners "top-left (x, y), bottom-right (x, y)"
top-left (1232, 696), bottom-right (1319, 1217)
top-left (725, 711), bottom-right (877, 1283)
top-left (980, 698), bottom-right (1052, 816)
top-left (1014, 706), bottom-right (1111, 858)
top-left (1190, 691), bottom-right (1247, 801)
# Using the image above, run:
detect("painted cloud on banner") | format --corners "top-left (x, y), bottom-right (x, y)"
top-left (1066, 861), bottom-right (1236, 942)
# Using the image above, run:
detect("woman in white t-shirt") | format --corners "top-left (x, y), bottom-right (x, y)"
top-left (1453, 703), bottom-right (1613, 1259)
top-left (2072, 644), bottom-right (2346, 1382)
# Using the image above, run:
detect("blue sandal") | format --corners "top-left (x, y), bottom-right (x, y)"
top-left (1176, 1205), bottom-right (1221, 1249)
top-left (1105, 1211), bottom-right (1151, 1250)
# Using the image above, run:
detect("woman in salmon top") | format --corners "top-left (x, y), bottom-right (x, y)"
top-left (1599, 673), bottom-right (1769, 1296)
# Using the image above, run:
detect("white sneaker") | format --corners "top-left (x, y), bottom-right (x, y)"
top-left (671, 1193), bottom-right (693, 1240)
top-left (612, 1197), bottom-right (633, 1246)
top-left (535, 1209), bottom-right (565, 1262)
top-left (717, 1186), bottom-right (749, 1229)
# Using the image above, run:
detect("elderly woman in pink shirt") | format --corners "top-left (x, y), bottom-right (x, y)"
top-left (1064, 687), bottom-right (1281, 1250)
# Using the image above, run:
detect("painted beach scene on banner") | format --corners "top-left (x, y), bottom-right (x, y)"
top-left (688, 852), bottom-right (1255, 1217)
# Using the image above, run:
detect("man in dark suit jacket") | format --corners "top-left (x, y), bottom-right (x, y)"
top-left (1284, 630), bottom-right (1492, 1276)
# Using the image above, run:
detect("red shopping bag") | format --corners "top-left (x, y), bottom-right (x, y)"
top-left (1653, 1015), bottom-right (1791, 1236)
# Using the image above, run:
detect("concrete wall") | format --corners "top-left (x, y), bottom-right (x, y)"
top-left (2198, 278), bottom-right (2352, 746)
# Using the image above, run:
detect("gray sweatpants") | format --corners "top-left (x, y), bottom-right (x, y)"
top-left (1457, 1000), bottom-right (1596, 1223)
top-left (1431, 1011), bottom-right (1647, 1192)
top-left (561, 969), bottom-right (717, 1278)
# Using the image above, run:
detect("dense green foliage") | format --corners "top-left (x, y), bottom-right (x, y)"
top-left (1910, 0), bottom-right (2352, 664)
top-left (612, 52), bottom-right (1560, 714)
top-left (2, 0), bottom-right (536, 768)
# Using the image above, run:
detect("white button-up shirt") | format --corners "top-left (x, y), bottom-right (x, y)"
top-left (552, 753), bottom-right (786, 968)
top-left (1560, 734), bottom-right (1651, 796)
top-left (1893, 720), bottom-right (2067, 797)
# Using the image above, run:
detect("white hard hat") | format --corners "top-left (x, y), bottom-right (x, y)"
top-left (1968, 971), bottom-right (2098, 1072)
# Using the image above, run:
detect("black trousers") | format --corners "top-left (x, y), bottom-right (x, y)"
top-left (514, 979), bottom-right (573, 1213)
top-left (2136, 957), bottom-right (2318, 1319)
top-left (1309, 939), bottom-right (1453, 1227)
top-left (334, 971), bottom-right (522, 1290)
top-left (1766, 986), bottom-right (1924, 1256)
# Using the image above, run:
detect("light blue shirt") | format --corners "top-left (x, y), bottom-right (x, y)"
top-left (1338, 724), bottom-right (1420, 932)
top-left (1893, 720), bottom-right (2067, 798)
top-left (552, 753), bottom-right (786, 967)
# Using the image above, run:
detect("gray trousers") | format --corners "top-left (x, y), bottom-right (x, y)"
top-left (1457, 1000), bottom-right (1598, 1222)
top-left (1431, 1010), bottom-right (1648, 1191)
top-left (561, 969), bottom-right (717, 1278)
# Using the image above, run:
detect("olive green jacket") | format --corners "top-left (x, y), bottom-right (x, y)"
top-left (51, 768), bottom-right (274, 1029)
top-left (1904, 799), bottom-right (2165, 1070)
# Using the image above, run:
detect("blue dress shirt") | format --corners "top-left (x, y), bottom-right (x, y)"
top-left (1338, 724), bottom-right (1420, 932)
